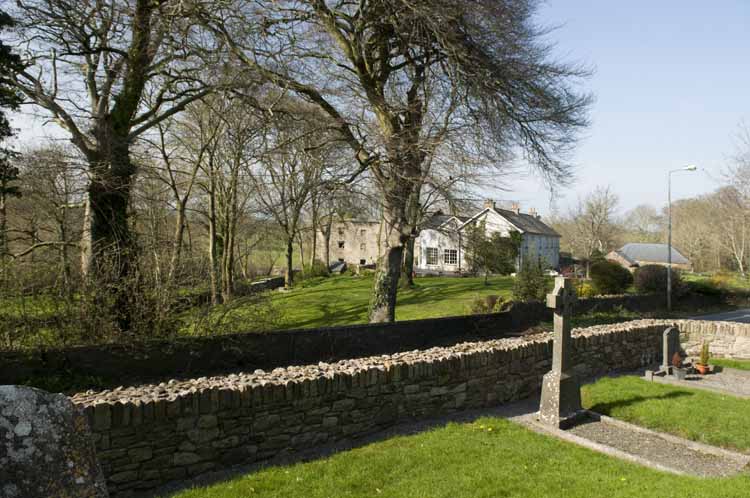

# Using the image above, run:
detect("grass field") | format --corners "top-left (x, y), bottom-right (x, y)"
top-left (167, 379), bottom-right (750, 498)
top-left (582, 375), bottom-right (750, 451)
top-left (197, 274), bottom-right (518, 331)
top-left (710, 358), bottom-right (750, 371)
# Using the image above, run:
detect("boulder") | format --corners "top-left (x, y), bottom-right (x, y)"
top-left (0, 385), bottom-right (108, 498)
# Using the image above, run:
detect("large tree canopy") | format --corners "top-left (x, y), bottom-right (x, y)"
top-left (6, 0), bottom-right (217, 329)
top-left (198, 0), bottom-right (591, 321)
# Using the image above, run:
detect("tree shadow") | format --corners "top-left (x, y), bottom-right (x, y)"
top-left (588, 390), bottom-right (693, 414)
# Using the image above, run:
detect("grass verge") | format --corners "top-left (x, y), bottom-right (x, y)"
top-left (165, 415), bottom-right (750, 498)
top-left (582, 375), bottom-right (750, 451)
top-left (710, 358), bottom-right (750, 371)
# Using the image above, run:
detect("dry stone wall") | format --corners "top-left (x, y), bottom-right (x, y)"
top-left (70, 320), bottom-right (675, 496)
top-left (677, 320), bottom-right (750, 359)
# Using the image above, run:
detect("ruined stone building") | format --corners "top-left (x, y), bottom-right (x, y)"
top-left (317, 219), bottom-right (388, 267)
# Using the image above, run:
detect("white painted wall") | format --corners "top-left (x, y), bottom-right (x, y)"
top-left (414, 223), bottom-right (465, 273)
top-left (414, 209), bottom-right (560, 274)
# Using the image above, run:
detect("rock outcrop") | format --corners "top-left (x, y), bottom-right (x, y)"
top-left (0, 385), bottom-right (108, 498)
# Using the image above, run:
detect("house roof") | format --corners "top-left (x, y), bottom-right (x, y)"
top-left (617, 243), bottom-right (690, 265)
top-left (491, 207), bottom-right (560, 237)
top-left (422, 213), bottom-right (470, 230)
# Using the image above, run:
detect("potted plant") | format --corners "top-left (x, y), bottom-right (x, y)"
top-left (695, 342), bottom-right (711, 375)
top-left (672, 351), bottom-right (687, 380)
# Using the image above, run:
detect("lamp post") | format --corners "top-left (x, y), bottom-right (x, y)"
top-left (667, 165), bottom-right (697, 312)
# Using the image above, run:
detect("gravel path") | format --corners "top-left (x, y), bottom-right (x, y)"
top-left (567, 415), bottom-right (748, 477)
top-left (681, 369), bottom-right (750, 397)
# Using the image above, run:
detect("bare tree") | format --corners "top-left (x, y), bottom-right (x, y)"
top-left (623, 204), bottom-right (662, 243)
top-left (567, 186), bottom-right (619, 276)
top-left (7, 0), bottom-right (214, 328)
top-left (248, 109), bottom-right (334, 288)
top-left (198, 0), bottom-right (591, 322)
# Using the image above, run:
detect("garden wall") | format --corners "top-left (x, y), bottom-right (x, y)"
top-left (71, 319), bottom-right (672, 496)
top-left (677, 320), bottom-right (750, 359)
top-left (0, 293), bottom-right (703, 388)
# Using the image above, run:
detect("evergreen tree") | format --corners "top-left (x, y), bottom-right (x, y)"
top-left (465, 221), bottom-right (521, 284)
top-left (0, 9), bottom-right (23, 264)
top-left (0, 9), bottom-right (22, 143)
top-left (513, 257), bottom-right (550, 302)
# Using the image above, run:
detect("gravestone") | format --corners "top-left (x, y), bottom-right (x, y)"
top-left (0, 385), bottom-right (109, 498)
top-left (662, 327), bottom-right (681, 370)
top-left (539, 277), bottom-right (583, 428)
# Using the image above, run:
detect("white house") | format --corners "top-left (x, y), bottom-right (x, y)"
top-left (414, 201), bottom-right (561, 275)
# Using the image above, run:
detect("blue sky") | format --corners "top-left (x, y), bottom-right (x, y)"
top-left (9, 1), bottom-right (750, 217)
top-left (503, 0), bottom-right (750, 215)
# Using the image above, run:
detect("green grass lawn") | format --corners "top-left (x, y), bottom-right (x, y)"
top-left (710, 358), bottom-right (750, 371)
top-left (166, 415), bottom-right (750, 498)
top-left (196, 275), bottom-right (517, 331)
top-left (582, 375), bottom-right (750, 452)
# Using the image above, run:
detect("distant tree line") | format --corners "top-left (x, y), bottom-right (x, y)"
top-left (550, 147), bottom-right (750, 277)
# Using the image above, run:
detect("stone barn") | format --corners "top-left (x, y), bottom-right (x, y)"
top-left (606, 243), bottom-right (692, 272)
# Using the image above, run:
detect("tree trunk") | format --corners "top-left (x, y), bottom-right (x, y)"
top-left (285, 237), bottom-right (294, 288)
top-left (369, 245), bottom-right (404, 322)
top-left (0, 192), bottom-right (7, 285)
top-left (167, 200), bottom-right (187, 287)
top-left (297, 232), bottom-right (305, 273)
top-left (80, 140), bottom-right (137, 331)
top-left (400, 188), bottom-right (420, 288)
top-left (222, 217), bottom-right (236, 303)
top-left (208, 169), bottom-right (221, 305)
top-left (369, 184), bottom-right (411, 322)
top-left (400, 237), bottom-right (415, 288)
top-left (324, 233), bottom-right (331, 269)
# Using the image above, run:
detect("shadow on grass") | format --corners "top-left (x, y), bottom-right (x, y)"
top-left (151, 397), bottom-right (540, 498)
top-left (588, 390), bottom-right (693, 415)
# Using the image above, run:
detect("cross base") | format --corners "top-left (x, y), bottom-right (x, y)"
top-left (538, 370), bottom-right (583, 429)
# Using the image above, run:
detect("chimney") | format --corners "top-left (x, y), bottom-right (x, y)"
top-left (528, 207), bottom-right (538, 218)
top-left (483, 199), bottom-right (496, 210)
top-left (510, 202), bottom-right (521, 214)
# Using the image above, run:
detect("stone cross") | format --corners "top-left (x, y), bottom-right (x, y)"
top-left (539, 277), bottom-right (583, 428)
top-left (547, 277), bottom-right (577, 374)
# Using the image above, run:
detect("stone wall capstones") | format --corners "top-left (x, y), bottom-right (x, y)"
top-left (71, 319), bottom-right (675, 496)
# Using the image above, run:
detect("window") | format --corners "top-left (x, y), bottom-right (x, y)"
top-left (444, 249), bottom-right (458, 265)
top-left (338, 227), bottom-right (345, 236)
top-left (338, 241), bottom-right (345, 249)
top-left (360, 229), bottom-right (367, 237)
top-left (360, 243), bottom-right (366, 252)
top-left (359, 259), bottom-right (366, 265)
top-left (426, 247), bottom-right (439, 265)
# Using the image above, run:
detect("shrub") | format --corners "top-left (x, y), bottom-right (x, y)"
top-left (685, 279), bottom-right (724, 296)
top-left (699, 342), bottom-right (711, 366)
top-left (589, 261), bottom-right (633, 295)
top-left (634, 264), bottom-right (683, 295)
top-left (468, 295), bottom-right (511, 314)
top-left (513, 258), bottom-right (550, 302)
top-left (575, 280), bottom-right (597, 298)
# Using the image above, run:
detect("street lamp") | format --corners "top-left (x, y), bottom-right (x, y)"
top-left (667, 165), bottom-right (698, 312)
